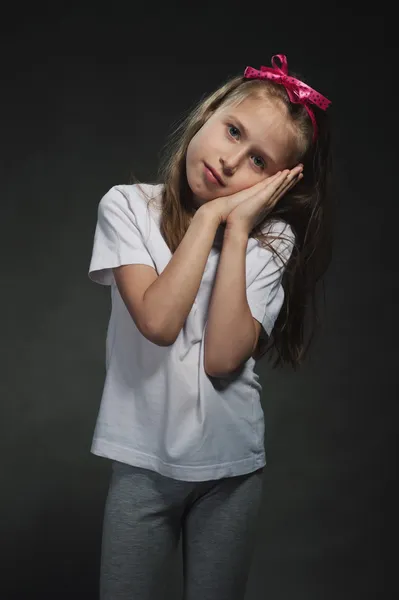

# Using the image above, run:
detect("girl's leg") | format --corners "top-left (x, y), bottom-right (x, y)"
top-left (181, 468), bottom-right (264, 600)
top-left (99, 461), bottom-right (185, 600)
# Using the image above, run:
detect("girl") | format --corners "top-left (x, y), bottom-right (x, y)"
top-left (88, 54), bottom-right (332, 600)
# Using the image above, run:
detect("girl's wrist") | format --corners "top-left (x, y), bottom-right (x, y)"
top-left (224, 222), bottom-right (249, 243)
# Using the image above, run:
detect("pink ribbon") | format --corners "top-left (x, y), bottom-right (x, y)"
top-left (244, 54), bottom-right (331, 142)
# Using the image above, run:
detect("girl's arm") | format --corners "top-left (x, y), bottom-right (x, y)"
top-left (204, 226), bottom-right (259, 377)
top-left (142, 207), bottom-right (220, 345)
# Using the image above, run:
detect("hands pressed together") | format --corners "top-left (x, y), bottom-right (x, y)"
top-left (204, 164), bottom-right (304, 236)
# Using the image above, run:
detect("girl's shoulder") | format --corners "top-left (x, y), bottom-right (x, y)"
top-left (100, 183), bottom-right (164, 215)
top-left (261, 217), bottom-right (293, 235)
top-left (108, 182), bottom-right (163, 204)
top-left (253, 218), bottom-right (296, 265)
top-left (260, 218), bottom-right (296, 246)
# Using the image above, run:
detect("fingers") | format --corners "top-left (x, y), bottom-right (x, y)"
top-left (262, 169), bottom-right (296, 196)
top-left (242, 165), bottom-right (303, 197)
top-left (265, 167), bottom-right (303, 207)
top-left (285, 166), bottom-right (304, 191)
top-left (228, 175), bottom-right (276, 207)
top-left (229, 165), bottom-right (303, 213)
top-left (275, 165), bottom-right (303, 185)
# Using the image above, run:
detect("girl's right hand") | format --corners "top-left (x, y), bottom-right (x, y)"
top-left (200, 169), bottom-right (300, 226)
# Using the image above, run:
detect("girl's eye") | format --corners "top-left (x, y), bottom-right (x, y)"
top-left (252, 156), bottom-right (265, 169)
top-left (227, 124), bottom-right (265, 170)
top-left (228, 125), bottom-right (240, 138)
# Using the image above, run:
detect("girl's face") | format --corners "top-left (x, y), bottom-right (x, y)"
top-left (186, 94), bottom-right (298, 209)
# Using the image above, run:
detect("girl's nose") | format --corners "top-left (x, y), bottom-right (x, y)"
top-left (220, 155), bottom-right (240, 175)
top-left (222, 163), bottom-right (237, 175)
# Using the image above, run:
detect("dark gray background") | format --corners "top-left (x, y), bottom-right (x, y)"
top-left (1, 3), bottom-right (397, 599)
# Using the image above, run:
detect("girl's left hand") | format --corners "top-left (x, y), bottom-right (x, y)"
top-left (226, 165), bottom-right (303, 235)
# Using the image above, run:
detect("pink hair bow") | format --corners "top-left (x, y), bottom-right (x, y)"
top-left (244, 54), bottom-right (331, 142)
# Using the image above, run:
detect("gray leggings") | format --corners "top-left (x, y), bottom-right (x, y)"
top-left (100, 460), bottom-right (264, 600)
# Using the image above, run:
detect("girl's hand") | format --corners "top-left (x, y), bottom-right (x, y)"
top-left (225, 165), bottom-right (303, 235)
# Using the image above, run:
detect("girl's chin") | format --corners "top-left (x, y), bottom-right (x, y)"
top-left (186, 175), bottom-right (220, 207)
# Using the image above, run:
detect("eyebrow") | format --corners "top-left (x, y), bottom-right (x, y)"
top-left (226, 114), bottom-right (274, 164)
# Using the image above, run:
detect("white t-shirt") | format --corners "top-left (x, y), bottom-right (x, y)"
top-left (88, 183), bottom-right (295, 482)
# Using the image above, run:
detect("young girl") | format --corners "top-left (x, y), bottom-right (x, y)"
top-left (88, 54), bottom-right (332, 600)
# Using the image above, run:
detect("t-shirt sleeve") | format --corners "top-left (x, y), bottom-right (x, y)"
top-left (246, 220), bottom-right (295, 337)
top-left (88, 186), bottom-right (156, 286)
